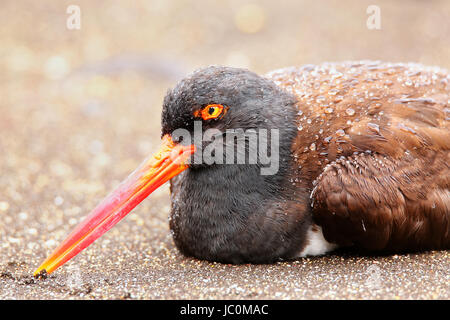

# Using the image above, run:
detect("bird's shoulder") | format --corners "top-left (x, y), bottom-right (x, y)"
top-left (266, 61), bottom-right (450, 176)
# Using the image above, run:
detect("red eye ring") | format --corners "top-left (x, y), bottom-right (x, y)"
top-left (194, 104), bottom-right (226, 120)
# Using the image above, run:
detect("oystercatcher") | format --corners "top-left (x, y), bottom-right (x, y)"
top-left (34, 61), bottom-right (450, 276)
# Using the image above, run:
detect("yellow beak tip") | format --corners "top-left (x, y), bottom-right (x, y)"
top-left (33, 268), bottom-right (48, 279)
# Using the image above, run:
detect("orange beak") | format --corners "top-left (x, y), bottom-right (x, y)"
top-left (34, 134), bottom-right (195, 276)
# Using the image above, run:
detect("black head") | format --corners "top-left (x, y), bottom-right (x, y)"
top-left (162, 67), bottom-right (312, 264)
top-left (162, 66), bottom-right (297, 137)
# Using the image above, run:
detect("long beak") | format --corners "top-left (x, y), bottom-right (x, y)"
top-left (34, 134), bottom-right (195, 276)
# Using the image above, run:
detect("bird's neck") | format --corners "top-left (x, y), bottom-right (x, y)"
top-left (168, 111), bottom-right (313, 263)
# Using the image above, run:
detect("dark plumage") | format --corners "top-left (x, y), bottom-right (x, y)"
top-left (164, 67), bottom-right (308, 263)
top-left (34, 61), bottom-right (450, 276)
top-left (164, 62), bottom-right (450, 263)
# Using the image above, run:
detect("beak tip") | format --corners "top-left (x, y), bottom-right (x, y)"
top-left (33, 268), bottom-right (48, 279)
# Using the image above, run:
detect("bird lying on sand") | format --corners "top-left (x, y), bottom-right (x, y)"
top-left (34, 61), bottom-right (450, 276)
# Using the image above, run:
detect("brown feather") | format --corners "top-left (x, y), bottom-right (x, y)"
top-left (267, 61), bottom-right (450, 251)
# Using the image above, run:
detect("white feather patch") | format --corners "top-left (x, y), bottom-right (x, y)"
top-left (296, 224), bottom-right (338, 257)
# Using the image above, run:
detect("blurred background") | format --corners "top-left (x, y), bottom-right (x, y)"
top-left (0, 0), bottom-right (449, 299)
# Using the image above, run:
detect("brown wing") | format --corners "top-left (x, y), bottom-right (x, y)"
top-left (266, 61), bottom-right (450, 250)
top-left (311, 152), bottom-right (449, 250)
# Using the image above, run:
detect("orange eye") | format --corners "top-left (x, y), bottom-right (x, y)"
top-left (195, 104), bottom-right (226, 120)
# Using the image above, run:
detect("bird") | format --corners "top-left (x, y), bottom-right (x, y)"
top-left (34, 61), bottom-right (450, 276)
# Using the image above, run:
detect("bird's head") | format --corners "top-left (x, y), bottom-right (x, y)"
top-left (34, 66), bottom-right (298, 276)
top-left (161, 66), bottom-right (297, 170)
top-left (162, 66), bottom-right (295, 134)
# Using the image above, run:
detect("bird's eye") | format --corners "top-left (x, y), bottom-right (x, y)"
top-left (194, 104), bottom-right (226, 120)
